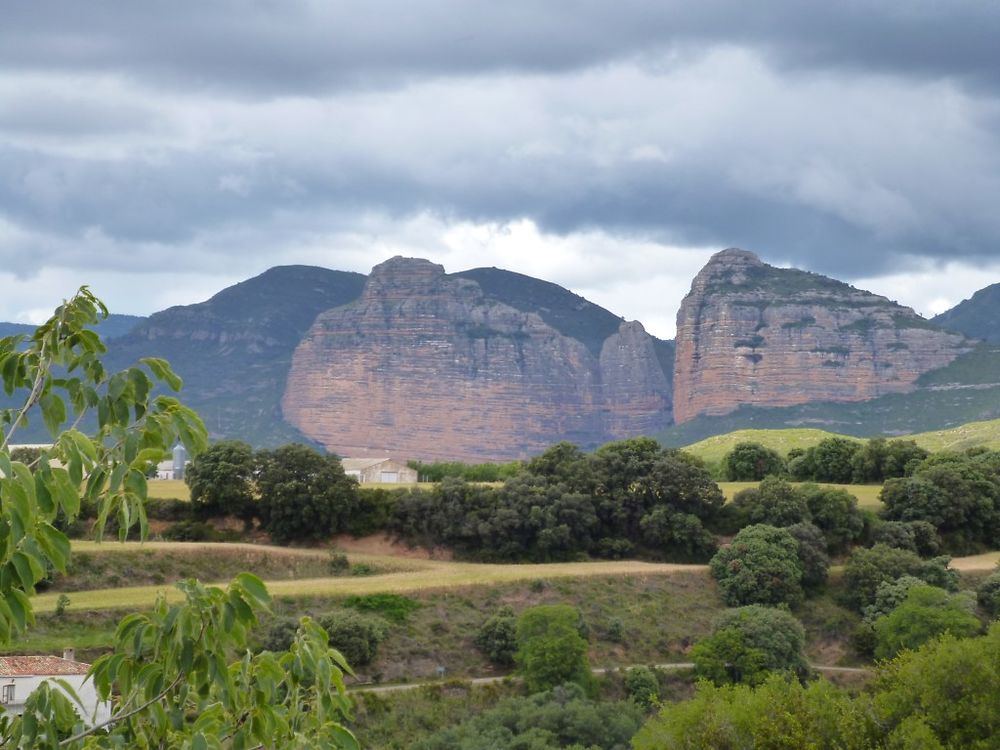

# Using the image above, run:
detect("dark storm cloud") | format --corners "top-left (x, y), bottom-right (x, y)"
top-left (1, 0), bottom-right (1000, 294)
top-left (2, 1), bottom-right (999, 95)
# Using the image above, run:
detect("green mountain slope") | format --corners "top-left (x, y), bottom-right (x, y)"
top-left (0, 314), bottom-right (145, 341)
top-left (932, 283), bottom-right (1000, 342)
top-left (105, 265), bottom-right (367, 446)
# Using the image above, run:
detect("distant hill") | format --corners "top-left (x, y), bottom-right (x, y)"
top-left (0, 313), bottom-right (145, 341)
top-left (105, 265), bottom-right (367, 446)
top-left (932, 283), bottom-right (1000, 343)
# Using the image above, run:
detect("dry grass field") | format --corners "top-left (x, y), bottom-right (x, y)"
top-left (37, 547), bottom-right (705, 613)
top-left (36, 535), bottom-right (1000, 615)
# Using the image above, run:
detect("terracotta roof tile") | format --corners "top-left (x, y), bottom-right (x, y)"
top-left (0, 656), bottom-right (90, 676)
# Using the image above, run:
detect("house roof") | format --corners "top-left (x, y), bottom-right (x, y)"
top-left (341, 458), bottom-right (392, 471)
top-left (0, 656), bottom-right (91, 677)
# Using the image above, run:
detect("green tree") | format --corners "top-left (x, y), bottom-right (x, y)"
top-left (842, 544), bottom-right (931, 612)
top-left (633, 675), bottom-right (876, 750)
top-left (787, 521), bottom-right (830, 591)
top-left (873, 623), bottom-right (1000, 746)
top-left (692, 605), bottom-right (808, 686)
top-left (811, 437), bottom-right (862, 483)
top-left (0, 289), bottom-right (357, 747)
top-left (799, 483), bottom-right (865, 553)
top-left (185, 439), bottom-right (257, 521)
top-left (415, 683), bottom-right (643, 750)
top-left (256, 444), bottom-right (358, 543)
top-left (710, 524), bottom-right (805, 607)
top-left (881, 457), bottom-right (1000, 553)
top-left (976, 571), bottom-right (1000, 618)
top-left (730, 476), bottom-right (810, 528)
top-left (873, 585), bottom-right (981, 659)
top-left (723, 441), bottom-right (786, 481)
top-left (515, 605), bottom-right (592, 693)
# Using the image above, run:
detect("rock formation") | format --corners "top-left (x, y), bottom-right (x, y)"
top-left (281, 257), bottom-right (674, 461)
top-left (672, 249), bottom-right (972, 423)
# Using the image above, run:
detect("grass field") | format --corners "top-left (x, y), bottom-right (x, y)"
top-left (147, 479), bottom-right (190, 500)
top-left (718, 481), bottom-right (884, 508)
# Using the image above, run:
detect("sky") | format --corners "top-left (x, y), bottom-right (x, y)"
top-left (3, 1), bottom-right (1000, 339)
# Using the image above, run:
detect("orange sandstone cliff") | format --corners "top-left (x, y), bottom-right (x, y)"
top-left (672, 249), bottom-right (972, 423)
top-left (281, 257), bottom-right (674, 461)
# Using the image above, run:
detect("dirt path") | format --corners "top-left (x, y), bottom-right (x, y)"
top-left (350, 662), bottom-right (869, 694)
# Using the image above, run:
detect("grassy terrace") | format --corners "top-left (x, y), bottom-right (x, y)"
top-left (30, 540), bottom-right (1000, 615)
top-left (35, 543), bottom-right (705, 613)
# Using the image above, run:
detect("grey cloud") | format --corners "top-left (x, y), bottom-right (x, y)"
top-left (0, 93), bottom-right (158, 137)
top-left (1, 1), bottom-right (999, 95)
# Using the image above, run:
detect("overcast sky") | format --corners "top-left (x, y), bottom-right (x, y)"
top-left (3, 1), bottom-right (1000, 338)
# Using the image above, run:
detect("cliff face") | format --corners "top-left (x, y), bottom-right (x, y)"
top-left (672, 249), bottom-right (972, 423)
top-left (281, 257), bottom-right (673, 461)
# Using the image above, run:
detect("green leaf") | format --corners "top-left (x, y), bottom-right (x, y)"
top-left (235, 573), bottom-right (272, 610)
top-left (39, 392), bottom-right (67, 437)
top-left (141, 357), bottom-right (183, 391)
top-left (36, 523), bottom-right (70, 572)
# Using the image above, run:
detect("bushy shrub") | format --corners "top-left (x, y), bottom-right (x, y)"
top-left (977, 572), bottom-right (1000, 618)
top-left (346, 488), bottom-right (397, 537)
top-left (624, 666), bottom-right (660, 708)
top-left (161, 520), bottom-right (219, 542)
top-left (317, 610), bottom-right (389, 667)
top-left (872, 520), bottom-right (920, 553)
top-left (342, 593), bottom-right (420, 624)
top-left (515, 605), bottom-right (592, 693)
top-left (474, 605), bottom-right (518, 666)
top-left (261, 617), bottom-right (300, 652)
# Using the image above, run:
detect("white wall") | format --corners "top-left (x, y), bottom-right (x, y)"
top-left (2, 675), bottom-right (111, 727)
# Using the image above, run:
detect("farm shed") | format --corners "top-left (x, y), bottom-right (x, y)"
top-left (341, 457), bottom-right (417, 484)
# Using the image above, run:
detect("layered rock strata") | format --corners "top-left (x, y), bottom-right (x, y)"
top-left (282, 257), bottom-right (673, 461)
top-left (672, 249), bottom-right (972, 423)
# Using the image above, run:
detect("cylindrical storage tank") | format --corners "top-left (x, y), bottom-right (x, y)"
top-left (172, 443), bottom-right (188, 481)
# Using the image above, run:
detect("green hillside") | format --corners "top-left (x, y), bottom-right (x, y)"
top-left (681, 419), bottom-right (1000, 465)
top-left (683, 428), bottom-right (859, 465)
